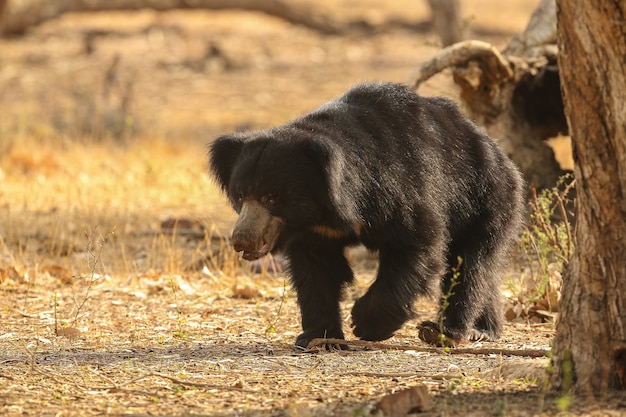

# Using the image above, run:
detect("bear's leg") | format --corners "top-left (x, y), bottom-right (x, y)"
top-left (351, 244), bottom-right (444, 341)
top-left (472, 289), bottom-right (503, 340)
top-left (420, 246), bottom-right (504, 347)
top-left (285, 240), bottom-right (353, 349)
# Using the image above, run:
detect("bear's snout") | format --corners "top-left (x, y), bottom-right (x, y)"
top-left (231, 200), bottom-right (283, 260)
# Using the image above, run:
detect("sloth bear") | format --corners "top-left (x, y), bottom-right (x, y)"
top-left (210, 81), bottom-right (524, 349)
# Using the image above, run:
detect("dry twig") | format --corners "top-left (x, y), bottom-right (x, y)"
top-left (343, 371), bottom-right (464, 380)
top-left (306, 338), bottom-right (548, 358)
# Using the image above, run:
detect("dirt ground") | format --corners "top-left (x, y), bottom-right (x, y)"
top-left (0, 1), bottom-right (622, 416)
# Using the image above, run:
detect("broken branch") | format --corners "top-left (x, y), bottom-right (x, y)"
top-left (407, 40), bottom-right (513, 89)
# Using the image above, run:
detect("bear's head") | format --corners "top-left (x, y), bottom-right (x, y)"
top-left (209, 132), bottom-right (337, 260)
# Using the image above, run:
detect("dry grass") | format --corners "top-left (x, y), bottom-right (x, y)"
top-left (1, 138), bottom-right (558, 416)
top-left (1, 1), bottom-right (621, 416)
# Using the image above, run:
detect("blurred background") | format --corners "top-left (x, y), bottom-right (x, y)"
top-left (0, 0), bottom-right (537, 144)
top-left (0, 0), bottom-right (541, 276)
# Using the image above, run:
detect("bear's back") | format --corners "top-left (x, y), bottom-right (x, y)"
top-left (336, 82), bottom-right (420, 120)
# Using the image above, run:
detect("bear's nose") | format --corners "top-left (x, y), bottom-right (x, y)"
top-left (232, 230), bottom-right (253, 253)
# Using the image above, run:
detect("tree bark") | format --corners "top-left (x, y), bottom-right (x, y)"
top-left (552, 0), bottom-right (626, 394)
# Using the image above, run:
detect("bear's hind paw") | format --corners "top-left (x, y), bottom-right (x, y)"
top-left (468, 328), bottom-right (497, 342)
top-left (417, 321), bottom-right (463, 348)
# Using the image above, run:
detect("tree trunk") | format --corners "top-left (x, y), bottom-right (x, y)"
top-left (551, 0), bottom-right (626, 394)
top-left (426, 0), bottom-right (461, 46)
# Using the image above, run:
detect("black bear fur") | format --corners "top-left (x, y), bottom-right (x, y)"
top-left (209, 81), bottom-right (525, 349)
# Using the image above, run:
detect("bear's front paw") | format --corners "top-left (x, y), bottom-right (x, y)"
top-left (295, 328), bottom-right (345, 350)
top-left (351, 295), bottom-right (412, 341)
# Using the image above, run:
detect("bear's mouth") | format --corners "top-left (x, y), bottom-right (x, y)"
top-left (241, 242), bottom-right (270, 261)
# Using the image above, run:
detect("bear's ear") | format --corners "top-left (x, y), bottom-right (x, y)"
top-left (209, 134), bottom-right (245, 192)
top-left (302, 137), bottom-right (335, 187)
top-left (304, 137), bottom-right (359, 222)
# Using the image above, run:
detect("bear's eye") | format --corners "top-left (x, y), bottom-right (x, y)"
top-left (236, 193), bottom-right (243, 203)
top-left (262, 194), bottom-right (276, 206)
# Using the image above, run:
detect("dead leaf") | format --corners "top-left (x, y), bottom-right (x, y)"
top-left (534, 290), bottom-right (559, 312)
top-left (42, 264), bottom-right (73, 285)
top-left (0, 266), bottom-right (25, 285)
top-left (375, 385), bottom-right (429, 416)
top-left (231, 284), bottom-right (260, 299)
top-left (56, 327), bottom-right (81, 340)
top-left (505, 307), bottom-right (517, 321)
